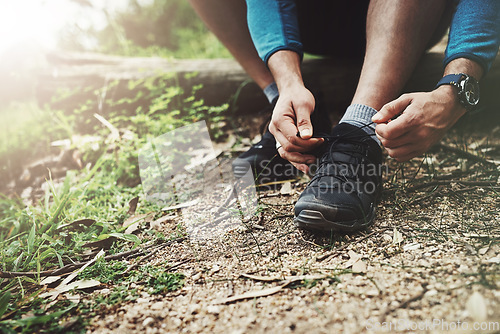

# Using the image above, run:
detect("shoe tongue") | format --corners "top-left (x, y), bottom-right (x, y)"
top-left (329, 123), bottom-right (382, 164)
top-left (330, 123), bottom-right (367, 137)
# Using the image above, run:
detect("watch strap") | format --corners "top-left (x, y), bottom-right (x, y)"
top-left (435, 73), bottom-right (464, 89)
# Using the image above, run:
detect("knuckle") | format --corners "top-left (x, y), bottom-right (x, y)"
top-left (286, 135), bottom-right (298, 146)
top-left (297, 118), bottom-right (310, 127)
top-left (281, 142), bottom-right (292, 152)
top-left (384, 130), bottom-right (397, 140)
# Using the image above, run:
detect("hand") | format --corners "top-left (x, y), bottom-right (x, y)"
top-left (372, 86), bottom-right (466, 162)
top-left (269, 85), bottom-right (324, 173)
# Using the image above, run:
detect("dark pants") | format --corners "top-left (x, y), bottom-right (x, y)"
top-left (295, 0), bottom-right (452, 59)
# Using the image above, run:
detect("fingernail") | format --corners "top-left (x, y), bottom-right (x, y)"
top-left (372, 114), bottom-right (381, 121)
top-left (301, 129), bottom-right (311, 137)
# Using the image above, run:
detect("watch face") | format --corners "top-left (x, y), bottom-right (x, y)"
top-left (460, 76), bottom-right (480, 107)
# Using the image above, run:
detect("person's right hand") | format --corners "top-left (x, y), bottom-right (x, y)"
top-left (268, 84), bottom-right (324, 173)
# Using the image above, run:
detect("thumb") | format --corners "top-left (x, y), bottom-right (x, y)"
top-left (372, 94), bottom-right (412, 123)
top-left (295, 103), bottom-right (314, 139)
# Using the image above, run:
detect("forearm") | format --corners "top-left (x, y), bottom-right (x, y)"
top-left (267, 50), bottom-right (304, 91)
top-left (443, 58), bottom-right (483, 80)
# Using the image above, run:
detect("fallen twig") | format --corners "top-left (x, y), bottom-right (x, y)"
top-left (436, 143), bottom-right (497, 166)
top-left (406, 180), bottom-right (496, 193)
top-left (218, 274), bottom-right (325, 304)
top-left (0, 237), bottom-right (185, 278)
top-left (379, 285), bottom-right (428, 322)
top-left (316, 228), bottom-right (393, 262)
top-left (118, 245), bottom-right (164, 276)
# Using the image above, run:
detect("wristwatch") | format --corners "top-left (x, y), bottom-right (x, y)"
top-left (435, 73), bottom-right (480, 111)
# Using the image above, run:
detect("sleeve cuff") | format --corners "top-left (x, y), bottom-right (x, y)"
top-left (443, 52), bottom-right (490, 75)
top-left (263, 44), bottom-right (304, 65)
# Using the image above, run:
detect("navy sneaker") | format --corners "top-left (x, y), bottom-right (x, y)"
top-left (294, 123), bottom-right (383, 232)
top-left (232, 98), bottom-right (331, 187)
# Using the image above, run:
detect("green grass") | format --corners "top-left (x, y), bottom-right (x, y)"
top-left (0, 70), bottom-right (231, 332)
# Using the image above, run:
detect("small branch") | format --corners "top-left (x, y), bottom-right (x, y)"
top-left (379, 285), bottom-right (428, 322)
top-left (406, 180), bottom-right (497, 192)
top-left (0, 237), bottom-right (185, 279)
top-left (316, 227), bottom-right (393, 262)
top-left (436, 143), bottom-right (497, 167)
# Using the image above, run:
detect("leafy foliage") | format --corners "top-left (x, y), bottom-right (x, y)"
top-left (59, 0), bottom-right (231, 59)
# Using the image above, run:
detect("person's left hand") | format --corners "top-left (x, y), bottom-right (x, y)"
top-left (372, 85), bottom-right (466, 162)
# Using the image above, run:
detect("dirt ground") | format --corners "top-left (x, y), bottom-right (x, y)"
top-left (87, 123), bottom-right (500, 334)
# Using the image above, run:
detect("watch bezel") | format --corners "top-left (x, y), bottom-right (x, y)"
top-left (458, 74), bottom-right (480, 108)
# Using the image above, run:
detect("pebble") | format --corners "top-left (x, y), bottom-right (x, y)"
top-left (142, 317), bottom-right (155, 327)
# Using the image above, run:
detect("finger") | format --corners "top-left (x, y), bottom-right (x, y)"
top-left (375, 108), bottom-right (417, 140)
top-left (291, 162), bottom-right (309, 173)
top-left (385, 144), bottom-right (421, 162)
top-left (275, 129), bottom-right (324, 152)
top-left (295, 100), bottom-right (315, 139)
top-left (277, 147), bottom-right (316, 164)
top-left (372, 94), bottom-right (413, 123)
top-left (376, 130), bottom-right (415, 149)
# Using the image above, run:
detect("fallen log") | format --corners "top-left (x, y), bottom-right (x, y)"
top-left (38, 49), bottom-right (500, 117)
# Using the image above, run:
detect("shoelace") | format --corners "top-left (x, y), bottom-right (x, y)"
top-left (309, 122), bottom-right (380, 184)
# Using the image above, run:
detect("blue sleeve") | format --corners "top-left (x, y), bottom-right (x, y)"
top-left (445, 0), bottom-right (500, 73)
top-left (246, 0), bottom-right (303, 64)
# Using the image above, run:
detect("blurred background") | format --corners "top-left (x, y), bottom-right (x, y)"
top-left (0, 0), bottom-right (237, 196)
top-left (0, 0), bottom-right (230, 107)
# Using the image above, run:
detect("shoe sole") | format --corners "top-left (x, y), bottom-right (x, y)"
top-left (294, 208), bottom-right (376, 233)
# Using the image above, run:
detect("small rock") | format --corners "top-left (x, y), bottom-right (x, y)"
top-left (151, 302), bottom-right (164, 310)
top-left (466, 291), bottom-right (488, 322)
top-left (425, 289), bottom-right (438, 297)
top-left (207, 305), bottom-right (221, 314)
top-left (142, 317), bottom-right (155, 327)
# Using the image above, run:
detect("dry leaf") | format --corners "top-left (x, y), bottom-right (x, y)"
top-left (149, 214), bottom-right (176, 230)
top-left (61, 249), bottom-right (105, 287)
top-left (40, 250), bottom-right (105, 301)
top-left (57, 219), bottom-right (96, 232)
top-left (123, 213), bottom-right (153, 234)
top-left (94, 113), bottom-right (119, 141)
top-left (219, 274), bottom-right (325, 304)
top-left (466, 291), bottom-right (487, 322)
top-left (39, 280), bottom-right (101, 300)
top-left (392, 227), bottom-right (404, 244)
top-left (486, 256), bottom-right (500, 264)
top-left (403, 242), bottom-right (421, 251)
top-left (40, 276), bottom-right (62, 286)
top-left (241, 274), bottom-right (282, 282)
top-left (162, 199), bottom-right (199, 211)
top-left (83, 237), bottom-right (116, 249)
top-left (352, 260), bottom-right (367, 273)
top-left (63, 293), bottom-right (81, 305)
top-left (218, 281), bottom-right (291, 304)
top-left (478, 244), bottom-right (490, 255)
top-left (280, 182), bottom-right (293, 195)
top-left (344, 250), bottom-right (362, 268)
top-left (127, 196), bottom-right (139, 215)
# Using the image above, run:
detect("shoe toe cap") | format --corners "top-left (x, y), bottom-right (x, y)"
top-left (294, 192), bottom-right (368, 223)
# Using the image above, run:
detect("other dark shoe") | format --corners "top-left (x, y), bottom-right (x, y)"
top-left (232, 129), bottom-right (300, 186)
top-left (294, 123), bottom-right (383, 232)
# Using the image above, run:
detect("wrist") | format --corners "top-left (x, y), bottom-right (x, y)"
top-left (268, 50), bottom-right (304, 91)
top-left (433, 85), bottom-right (467, 116)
